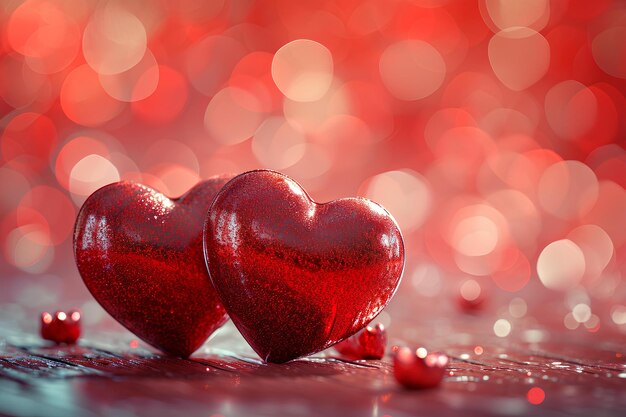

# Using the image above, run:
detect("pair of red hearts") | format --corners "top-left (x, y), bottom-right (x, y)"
top-left (74, 170), bottom-right (404, 363)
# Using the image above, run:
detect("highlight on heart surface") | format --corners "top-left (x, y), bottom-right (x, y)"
top-left (203, 170), bottom-right (405, 363)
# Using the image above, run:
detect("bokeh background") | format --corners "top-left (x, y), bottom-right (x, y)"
top-left (0, 0), bottom-right (625, 341)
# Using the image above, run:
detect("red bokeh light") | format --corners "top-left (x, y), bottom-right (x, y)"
top-left (527, 387), bottom-right (546, 405)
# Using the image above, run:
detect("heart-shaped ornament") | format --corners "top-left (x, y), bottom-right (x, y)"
top-left (74, 177), bottom-right (233, 357)
top-left (204, 170), bottom-right (404, 363)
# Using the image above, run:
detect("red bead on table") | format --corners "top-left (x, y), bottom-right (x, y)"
top-left (393, 346), bottom-right (448, 389)
top-left (40, 309), bottom-right (81, 344)
top-left (457, 279), bottom-right (486, 313)
top-left (334, 323), bottom-right (387, 360)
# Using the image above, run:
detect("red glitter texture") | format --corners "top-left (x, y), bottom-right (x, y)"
top-left (334, 322), bottom-right (387, 360)
top-left (393, 347), bottom-right (449, 389)
top-left (40, 310), bottom-right (81, 344)
top-left (73, 177), bottom-right (233, 357)
top-left (203, 170), bottom-right (404, 363)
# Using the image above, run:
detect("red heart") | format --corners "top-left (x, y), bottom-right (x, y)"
top-left (74, 177), bottom-right (232, 357)
top-left (204, 170), bottom-right (404, 363)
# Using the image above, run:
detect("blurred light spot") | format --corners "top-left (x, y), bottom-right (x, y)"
top-left (509, 298), bottom-right (527, 318)
top-left (69, 154), bottom-right (120, 205)
top-left (537, 161), bottom-right (599, 219)
top-left (584, 181), bottom-right (626, 247)
top-left (563, 312), bottom-right (579, 330)
top-left (545, 80), bottom-right (597, 140)
top-left (567, 225), bottom-right (614, 279)
top-left (18, 186), bottom-right (75, 245)
top-left (132, 66), bottom-right (188, 124)
top-left (448, 204), bottom-right (507, 252)
top-left (142, 140), bottom-right (200, 175)
top-left (347, 0), bottom-right (395, 35)
top-left (377, 311), bottom-right (392, 329)
top-left (55, 136), bottom-right (112, 190)
top-left (592, 26), bottom-right (626, 79)
top-left (474, 346), bottom-right (484, 355)
top-left (527, 387), bottom-right (545, 405)
top-left (416, 347), bottom-right (428, 358)
top-left (186, 35), bottom-right (246, 96)
top-left (204, 87), bottom-right (264, 145)
top-left (431, 127), bottom-right (495, 189)
top-left (83, 5), bottom-right (147, 75)
top-left (272, 39), bottom-right (334, 102)
top-left (453, 215), bottom-right (498, 256)
top-left (485, 190), bottom-right (540, 250)
top-left (0, 167), bottom-right (31, 213)
top-left (460, 279), bottom-right (481, 301)
top-left (442, 71), bottom-right (503, 117)
top-left (252, 117), bottom-right (306, 169)
top-left (523, 329), bottom-right (546, 343)
top-left (229, 51), bottom-right (281, 113)
top-left (7, 0), bottom-right (80, 74)
top-left (60, 64), bottom-right (124, 126)
top-left (173, 0), bottom-right (225, 23)
top-left (79, 300), bottom-right (105, 326)
top-left (480, 108), bottom-right (536, 138)
top-left (537, 240), bottom-right (585, 290)
top-left (0, 54), bottom-right (51, 108)
top-left (483, 0), bottom-right (550, 31)
top-left (586, 144), bottom-right (626, 188)
top-left (152, 164), bottom-right (200, 198)
top-left (572, 304), bottom-right (591, 323)
top-left (284, 143), bottom-right (332, 180)
top-left (584, 314), bottom-right (600, 332)
top-left (361, 170), bottom-right (431, 233)
top-left (1, 112), bottom-right (57, 171)
top-left (283, 83), bottom-right (350, 133)
top-left (379, 40), bottom-right (446, 100)
top-left (410, 263), bottom-right (442, 297)
top-left (493, 318), bottom-right (511, 337)
top-left (317, 115), bottom-right (374, 150)
top-left (454, 247), bottom-right (505, 277)
top-left (611, 305), bottom-right (626, 325)
top-left (424, 107), bottom-right (476, 151)
top-left (565, 288), bottom-right (590, 310)
top-left (99, 49), bottom-right (159, 102)
top-left (489, 27), bottom-right (549, 91)
top-left (5, 224), bottom-right (53, 273)
top-left (492, 248), bottom-right (531, 292)
top-left (42, 312), bottom-right (52, 324)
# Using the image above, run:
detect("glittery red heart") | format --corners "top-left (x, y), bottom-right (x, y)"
top-left (204, 170), bottom-right (404, 363)
top-left (74, 177), bottom-right (233, 357)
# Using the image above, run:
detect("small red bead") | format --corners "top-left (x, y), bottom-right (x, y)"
top-left (334, 323), bottom-right (387, 360)
top-left (393, 346), bottom-right (448, 389)
top-left (40, 309), bottom-right (81, 344)
top-left (457, 294), bottom-right (486, 312)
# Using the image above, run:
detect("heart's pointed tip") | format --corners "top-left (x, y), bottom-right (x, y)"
top-left (159, 346), bottom-right (195, 359)
top-left (258, 348), bottom-right (301, 364)
top-left (263, 355), bottom-right (295, 365)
